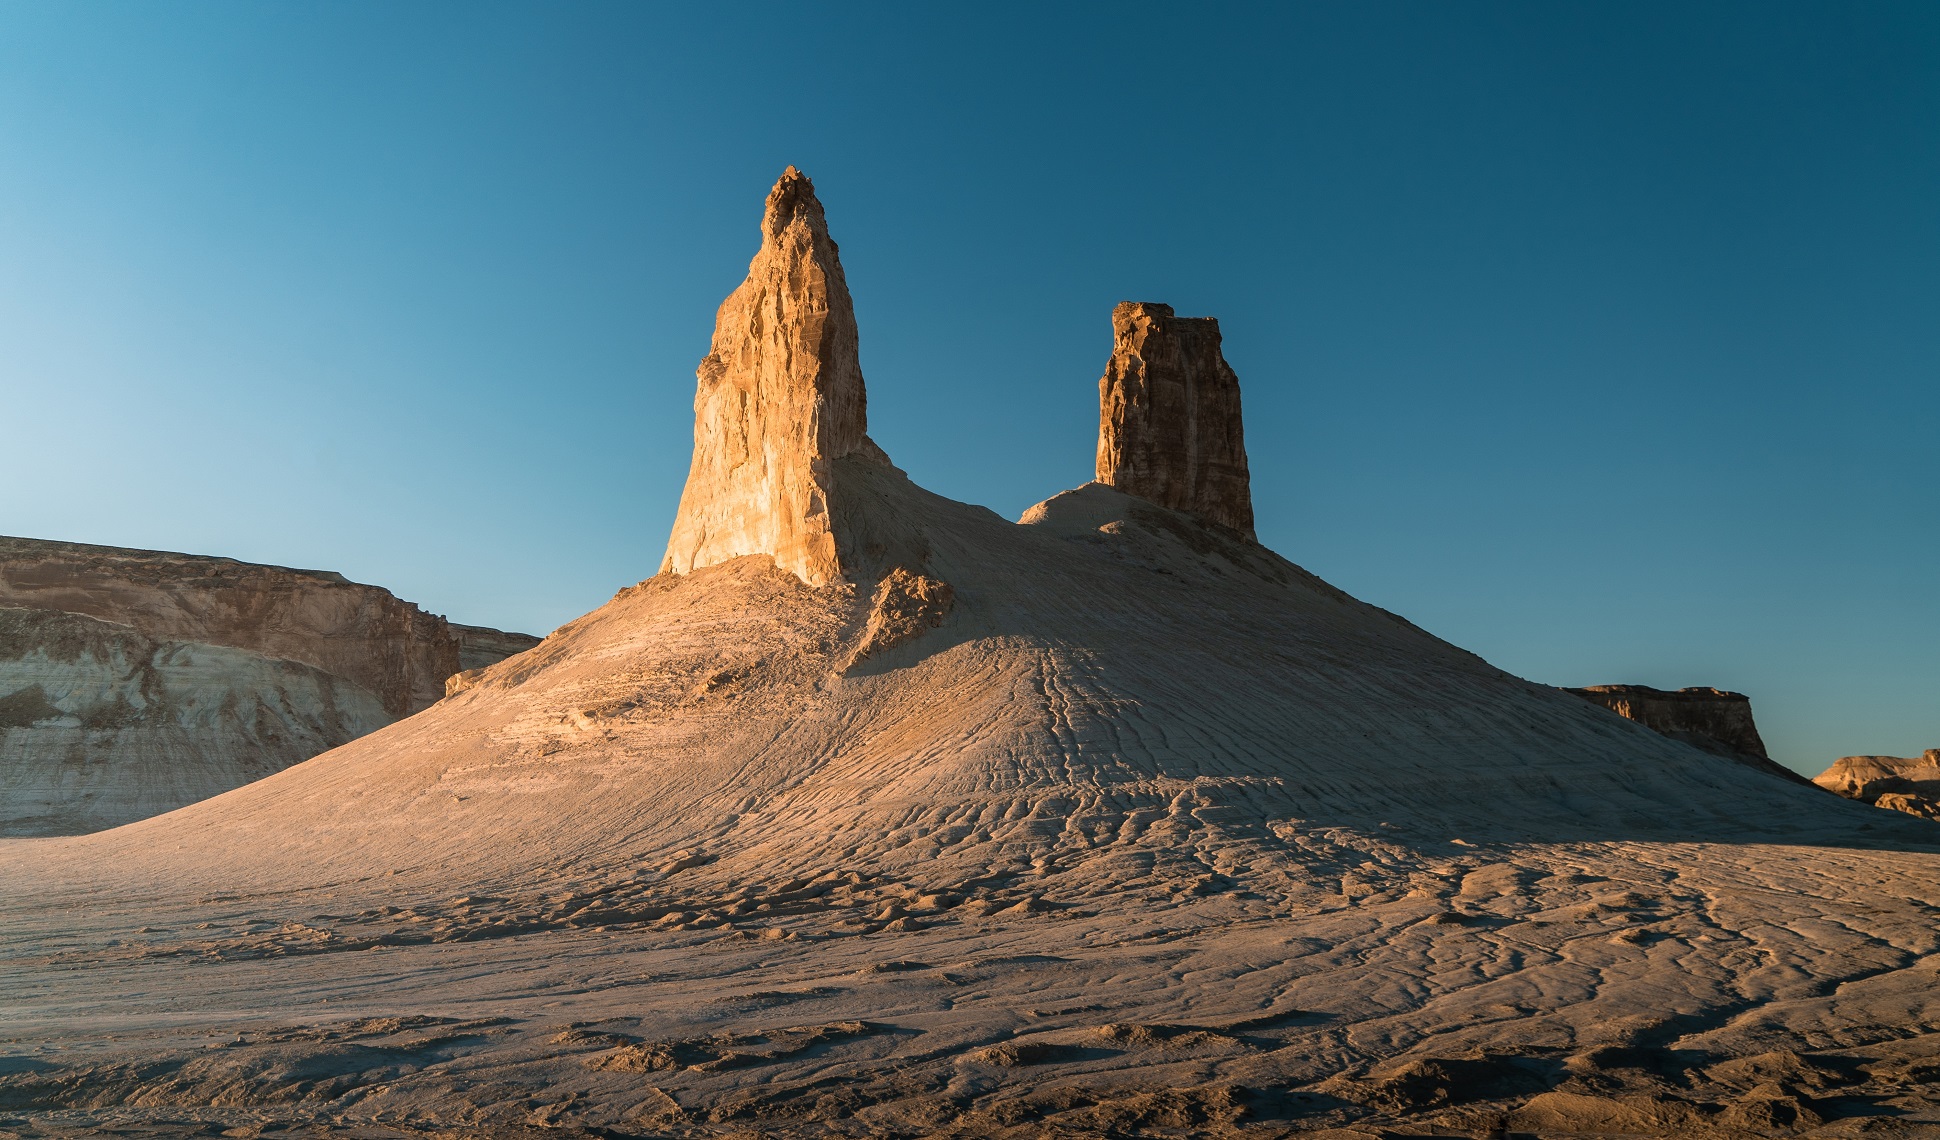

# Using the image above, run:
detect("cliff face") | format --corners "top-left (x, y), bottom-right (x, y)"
top-left (0, 536), bottom-right (488, 717)
top-left (659, 167), bottom-right (889, 588)
top-left (1564, 683), bottom-right (1818, 786)
top-left (1815, 750), bottom-right (1940, 821)
top-left (0, 535), bottom-right (538, 834)
top-left (1096, 301), bottom-right (1255, 537)
top-left (0, 606), bottom-right (391, 836)
top-left (1566, 684), bottom-right (1770, 758)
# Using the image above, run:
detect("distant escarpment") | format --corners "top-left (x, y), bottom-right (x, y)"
top-left (0, 536), bottom-right (538, 835)
top-left (1815, 750), bottom-right (1940, 821)
top-left (1565, 684), bottom-right (1815, 786)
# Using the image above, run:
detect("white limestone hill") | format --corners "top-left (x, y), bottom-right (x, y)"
top-left (3, 168), bottom-right (1935, 1139)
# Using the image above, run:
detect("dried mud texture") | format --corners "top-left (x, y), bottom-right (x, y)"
top-left (1818, 750), bottom-right (1940, 821)
top-left (7, 170), bottom-right (1940, 1138)
top-left (660, 166), bottom-right (889, 588)
top-left (5, 477), bottom-right (1939, 1139)
top-left (1097, 301), bottom-right (1254, 538)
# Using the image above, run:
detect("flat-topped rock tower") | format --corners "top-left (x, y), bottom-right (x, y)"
top-left (1096, 301), bottom-right (1255, 537)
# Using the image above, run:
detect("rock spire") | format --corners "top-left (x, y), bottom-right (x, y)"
top-left (1095, 302), bottom-right (1255, 537)
top-left (660, 167), bottom-right (884, 587)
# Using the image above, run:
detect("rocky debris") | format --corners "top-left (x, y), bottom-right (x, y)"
top-left (661, 167), bottom-right (890, 588)
top-left (0, 535), bottom-right (537, 834)
top-left (1095, 301), bottom-right (1254, 538)
top-left (1815, 750), bottom-right (1940, 820)
top-left (0, 535), bottom-right (533, 717)
top-left (845, 568), bottom-right (953, 668)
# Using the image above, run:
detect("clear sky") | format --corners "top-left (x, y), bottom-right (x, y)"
top-left (0, 3), bottom-right (1933, 775)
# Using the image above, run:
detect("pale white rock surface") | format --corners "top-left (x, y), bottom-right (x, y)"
top-left (0, 607), bottom-right (390, 836)
top-left (0, 536), bottom-right (537, 835)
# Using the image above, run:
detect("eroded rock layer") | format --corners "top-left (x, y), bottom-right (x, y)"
top-left (1096, 301), bottom-right (1254, 537)
top-left (0, 535), bottom-right (538, 834)
top-left (0, 535), bottom-right (535, 717)
top-left (0, 606), bottom-right (391, 836)
top-left (660, 166), bottom-right (886, 587)
top-left (1816, 749), bottom-right (1940, 820)
top-left (1566, 684), bottom-right (1769, 759)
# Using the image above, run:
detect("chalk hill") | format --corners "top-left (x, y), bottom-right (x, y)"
top-left (0, 536), bottom-right (536, 834)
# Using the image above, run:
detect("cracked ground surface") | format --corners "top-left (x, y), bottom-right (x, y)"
top-left (4, 473), bottom-right (1937, 1138)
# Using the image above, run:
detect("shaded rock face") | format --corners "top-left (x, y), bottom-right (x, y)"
top-left (660, 167), bottom-right (888, 588)
top-left (452, 623), bottom-right (543, 673)
top-left (0, 606), bottom-right (392, 837)
top-left (1096, 301), bottom-right (1254, 538)
top-left (1566, 684), bottom-right (1770, 759)
top-left (1565, 683), bottom-right (1818, 787)
top-left (1815, 750), bottom-right (1940, 821)
top-left (0, 535), bottom-right (538, 834)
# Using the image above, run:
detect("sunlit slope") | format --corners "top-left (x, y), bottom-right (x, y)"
top-left (7, 463), bottom-right (1881, 898)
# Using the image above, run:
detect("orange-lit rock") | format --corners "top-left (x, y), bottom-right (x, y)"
top-left (660, 167), bottom-right (887, 588)
top-left (1096, 301), bottom-right (1255, 537)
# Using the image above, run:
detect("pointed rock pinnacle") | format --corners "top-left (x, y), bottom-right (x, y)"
top-left (661, 167), bottom-right (883, 587)
top-left (1095, 302), bottom-right (1255, 538)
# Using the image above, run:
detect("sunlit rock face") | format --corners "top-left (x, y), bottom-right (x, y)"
top-left (1816, 749), bottom-right (1940, 820)
top-left (660, 166), bottom-right (887, 588)
top-left (1096, 301), bottom-right (1255, 538)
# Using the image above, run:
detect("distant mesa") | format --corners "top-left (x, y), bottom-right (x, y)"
top-left (0, 535), bottom-right (538, 836)
top-left (1815, 749), bottom-right (1940, 821)
top-left (1564, 683), bottom-right (1816, 786)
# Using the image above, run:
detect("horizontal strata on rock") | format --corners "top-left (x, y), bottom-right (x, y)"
top-left (1096, 301), bottom-right (1255, 537)
top-left (0, 606), bottom-right (391, 837)
top-left (1566, 683), bottom-right (1817, 788)
top-left (1815, 749), bottom-right (1940, 820)
top-left (0, 535), bottom-right (539, 717)
top-left (0, 534), bottom-right (540, 835)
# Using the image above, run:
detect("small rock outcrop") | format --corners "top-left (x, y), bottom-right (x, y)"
top-left (1814, 750), bottom-right (1940, 821)
top-left (1096, 301), bottom-right (1254, 538)
top-left (846, 568), bottom-right (954, 669)
top-left (660, 167), bottom-right (888, 588)
top-left (0, 535), bottom-right (539, 834)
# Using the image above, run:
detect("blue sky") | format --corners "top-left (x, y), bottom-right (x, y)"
top-left (0, 3), bottom-right (1933, 774)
